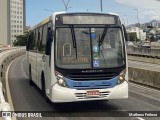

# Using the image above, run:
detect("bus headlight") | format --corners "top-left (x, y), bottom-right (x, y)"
top-left (55, 71), bottom-right (67, 87)
top-left (117, 69), bottom-right (126, 84)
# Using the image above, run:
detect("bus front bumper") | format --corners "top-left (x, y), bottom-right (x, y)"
top-left (50, 81), bottom-right (128, 103)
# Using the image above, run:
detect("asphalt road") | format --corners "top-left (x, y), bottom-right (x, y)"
top-left (8, 56), bottom-right (160, 120)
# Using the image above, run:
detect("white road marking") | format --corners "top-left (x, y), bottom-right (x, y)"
top-left (136, 117), bottom-right (145, 120)
top-left (6, 57), bottom-right (22, 120)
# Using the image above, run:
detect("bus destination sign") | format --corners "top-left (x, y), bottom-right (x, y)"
top-left (62, 15), bottom-right (116, 25)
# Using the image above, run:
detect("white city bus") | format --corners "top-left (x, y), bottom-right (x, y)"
top-left (26, 12), bottom-right (128, 103)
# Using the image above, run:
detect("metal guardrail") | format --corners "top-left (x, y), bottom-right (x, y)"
top-left (127, 46), bottom-right (160, 59)
top-left (0, 48), bottom-right (25, 120)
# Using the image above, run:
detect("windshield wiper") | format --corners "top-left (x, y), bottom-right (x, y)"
top-left (98, 25), bottom-right (109, 46)
top-left (70, 25), bottom-right (78, 59)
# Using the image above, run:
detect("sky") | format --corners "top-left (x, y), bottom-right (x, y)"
top-left (26, 0), bottom-right (160, 27)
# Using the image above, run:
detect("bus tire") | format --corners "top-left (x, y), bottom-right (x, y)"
top-left (41, 73), bottom-right (52, 104)
top-left (29, 66), bottom-right (34, 86)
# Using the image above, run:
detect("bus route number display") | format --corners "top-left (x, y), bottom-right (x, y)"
top-left (62, 56), bottom-right (89, 64)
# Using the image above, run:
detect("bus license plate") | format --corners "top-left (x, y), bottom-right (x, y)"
top-left (86, 90), bottom-right (100, 97)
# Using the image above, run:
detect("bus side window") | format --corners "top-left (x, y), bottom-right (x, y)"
top-left (33, 29), bottom-right (38, 51)
top-left (29, 31), bottom-right (34, 51)
top-left (37, 27), bottom-right (43, 53)
top-left (41, 24), bottom-right (48, 54)
top-left (48, 22), bottom-right (53, 33)
top-left (48, 22), bottom-right (53, 42)
top-left (26, 33), bottom-right (31, 51)
top-left (31, 30), bottom-right (36, 51)
top-left (46, 27), bottom-right (53, 55)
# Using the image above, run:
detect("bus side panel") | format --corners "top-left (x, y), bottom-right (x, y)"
top-left (36, 53), bottom-right (45, 89)
top-left (122, 25), bottom-right (128, 81)
top-left (44, 55), bottom-right (51, 95)
top-left (26, 51), bottom-right (29, 76)
top-left (50, 42), bottom-right (57, 99)
top-left (36, 53), bottom-right (51, 92)
top-left (29, 52), bottom-right (37, 84)
top-left (125, 50), bottom-right (128, 81)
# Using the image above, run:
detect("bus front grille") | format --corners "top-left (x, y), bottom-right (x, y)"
top-left (67, 73), bottom-right (118, 81)
top-left (72, 84), bottom-right (111, 90)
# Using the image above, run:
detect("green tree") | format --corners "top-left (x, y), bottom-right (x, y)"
top-left (13, 32), bottom-right (28, 46)
top-left (127, 32), bottom-right (137, 42)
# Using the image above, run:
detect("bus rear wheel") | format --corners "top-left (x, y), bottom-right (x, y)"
top-left (41, 74), bottom-right (52, 104)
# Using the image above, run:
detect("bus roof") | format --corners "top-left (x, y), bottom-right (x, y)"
top-left (31, 11), bottom-right (120, 30)
top-left (31, 15), bottom-right (52, 30)
top-left (52, 11), bottom-right (119, 16)
top-left (31, 11), bottom-right (66, 30)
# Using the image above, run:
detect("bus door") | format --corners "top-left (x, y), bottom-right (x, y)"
top-left (43, 22), bottom-right (53, 94)
top-left (29, 30), bottom-right (38, 83)
top-left (36, 22), bottom-right (52, 90)
top-left (26, 34), bottom-right (32, 76)
top-left (36, 26), bottom-right (43, 88)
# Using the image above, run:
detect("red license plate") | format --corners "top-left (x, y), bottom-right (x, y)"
top-left (86, 90), bottom-right (100, 97)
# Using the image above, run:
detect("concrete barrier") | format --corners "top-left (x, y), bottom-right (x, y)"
top-left (128, 55), bottom-right (160, 64)
top-left (126, 47), bottom-right (160, 89)
top-left (127, 46), bottom-right (160, 58)
top-left (0, 47), bottom-right (16, 53)
top-left (128, 67), bottom-right (160, 89)
top-left (127, 46), bottom-right (160, 64)
top-left (151, 42), bottom-right (160, 49)
top-left (0, 48), bottom-right (25, 120)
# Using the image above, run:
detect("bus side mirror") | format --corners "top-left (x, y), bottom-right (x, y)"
top-left (122, 24), bottom-right (128, 41)
top-left (46, 27), bottom-right (53, 55)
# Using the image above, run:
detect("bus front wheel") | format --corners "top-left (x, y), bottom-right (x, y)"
top-left (41, 73), bottom-right (52, 104)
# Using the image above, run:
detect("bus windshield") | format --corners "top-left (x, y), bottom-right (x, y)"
top-left (56, 27), bottom-right (125, 69)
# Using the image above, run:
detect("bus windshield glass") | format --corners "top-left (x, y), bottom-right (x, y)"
top-left (56, 27), bottom-right (125, 69)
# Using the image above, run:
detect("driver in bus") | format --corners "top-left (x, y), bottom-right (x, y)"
top-left (102, 42), bottom-right (111, 49)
